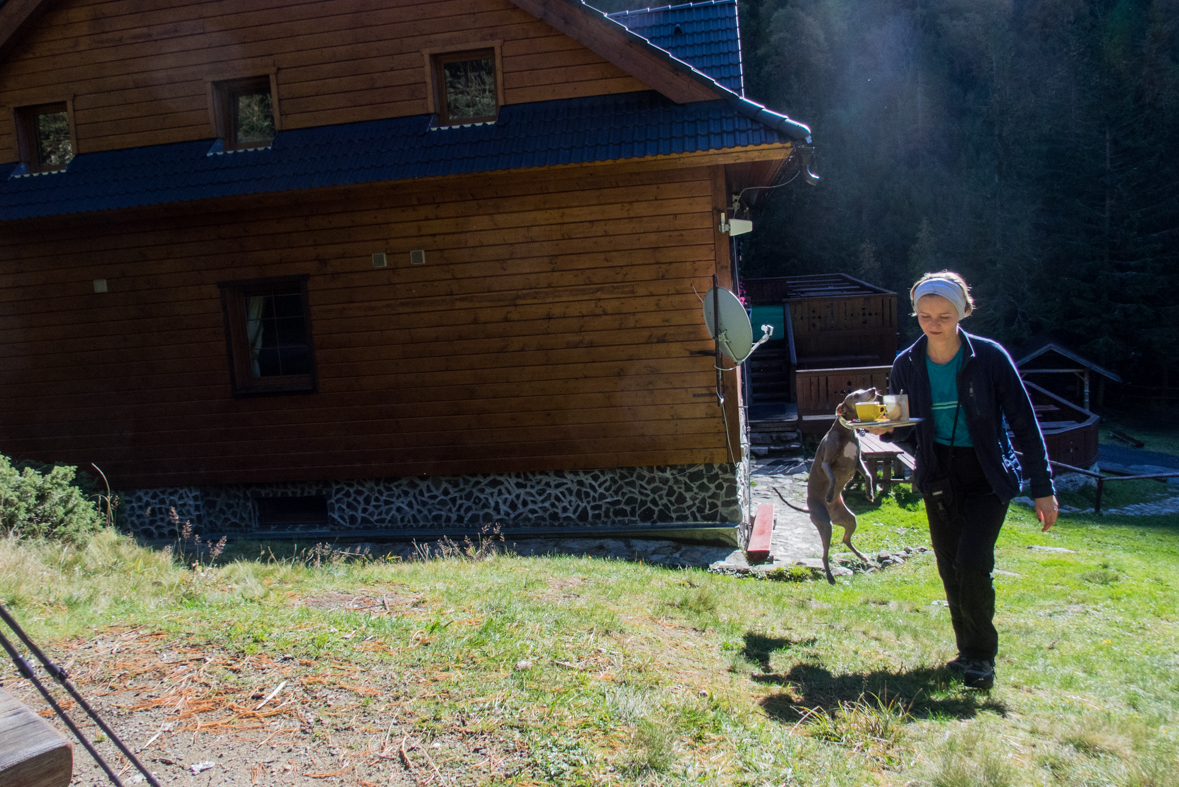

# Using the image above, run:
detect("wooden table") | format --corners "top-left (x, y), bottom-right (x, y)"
top-left (857, 432), bottom-right (915, 494)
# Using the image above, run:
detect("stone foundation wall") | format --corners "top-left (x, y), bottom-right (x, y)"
top-left (117, 464), bottom-right (742, 540)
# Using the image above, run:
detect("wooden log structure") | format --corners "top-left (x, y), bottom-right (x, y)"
top-left (0, 0), bottom-right (811, 538)
top-left (795, 366), bottom-right (893, 436)
top-left (0, 686), bottom-right (72, 787)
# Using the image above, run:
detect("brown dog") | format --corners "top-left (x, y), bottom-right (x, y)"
top-left (805, 388), bottom-right (877, 583)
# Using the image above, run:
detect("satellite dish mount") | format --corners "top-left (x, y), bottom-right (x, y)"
top-left (702, 275), bottom-right (773, 403)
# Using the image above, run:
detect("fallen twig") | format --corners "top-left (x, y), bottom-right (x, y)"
top-left (254, 680), bottom-right (287, 711)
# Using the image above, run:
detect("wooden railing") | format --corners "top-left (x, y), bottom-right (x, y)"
top-left (795, 365), bottom-right (892, 434)
top-left (1024, 381), bottom-right (1099, 468)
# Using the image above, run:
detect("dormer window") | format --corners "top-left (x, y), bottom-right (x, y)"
top-left (432, 49), bottom-right (499, 126)
top-left (16, 103), bottom-right (74, 172)
top-left (212, 76), bottom-right (277, 150)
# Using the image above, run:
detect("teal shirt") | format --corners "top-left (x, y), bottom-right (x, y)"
top-left (926, 347), bottom-right (973, 447)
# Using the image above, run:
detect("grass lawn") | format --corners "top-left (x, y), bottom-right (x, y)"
top-left (1097, 409), bottom-right (1179, 456)
top-left (2, 492), bottom-right (1178, 786)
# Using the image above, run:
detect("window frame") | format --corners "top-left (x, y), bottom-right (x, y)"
top-left (209, 74), bottom-right (279, 151)
top-left (218, 275), bottom-right (317, 397)
top-left (423, 43), bottom-right (504, 127)
top-left (13, 100), bottom-right (77, 172)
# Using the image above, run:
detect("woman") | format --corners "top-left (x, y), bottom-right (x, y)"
top-left (874, 271), bottom-right (1058, 690)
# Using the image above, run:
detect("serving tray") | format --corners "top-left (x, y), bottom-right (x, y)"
top-left (838, 417), bottom-right (924, 430)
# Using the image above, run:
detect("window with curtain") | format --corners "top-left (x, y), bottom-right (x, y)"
top-left (218, 277), bottom-right (315, 395)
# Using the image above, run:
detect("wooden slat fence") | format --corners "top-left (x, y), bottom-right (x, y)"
top-left (795, 365), bottom-right (892, 435)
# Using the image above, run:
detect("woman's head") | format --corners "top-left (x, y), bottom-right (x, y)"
top-left (910, 271), bottom-right (973, 319)
top-left (911, 271), bottom-right (973, 343)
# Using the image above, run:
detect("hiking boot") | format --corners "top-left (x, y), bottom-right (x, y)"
top-left (963, 660), bottom-right (995, 690)
top-left (946, 655), bottom-right (968, 677)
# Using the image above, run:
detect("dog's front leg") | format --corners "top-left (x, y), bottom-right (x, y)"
top-left (822, 461), bottom-right (838, 504)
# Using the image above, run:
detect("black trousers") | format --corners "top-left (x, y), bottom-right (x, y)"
top-left (924, 443), bottom-right (1010, 663)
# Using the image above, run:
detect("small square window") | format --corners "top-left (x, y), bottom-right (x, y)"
top-left (219, 276), bottom-right (316, 396)
top-left (433, 49), bottom-right (499, 126)
top-left (213, 77), bottom-right (276, 150)
top-left (15, 103), bottom-right (74, 172)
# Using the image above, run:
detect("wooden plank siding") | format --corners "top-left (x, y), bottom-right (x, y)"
top-left (0, 164), bottom-right (734, 487)
top-left (0, 0), bottom-right (648, 160)
top-left (789, 293), bottom-right (897, 367)
top-left (795, 365), bottom-right (892, 435)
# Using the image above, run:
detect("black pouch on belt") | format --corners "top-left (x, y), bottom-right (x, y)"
top-left (926, 475), bottom-right (954, 520)
top-left (927, 400), bottom-right (961, 521)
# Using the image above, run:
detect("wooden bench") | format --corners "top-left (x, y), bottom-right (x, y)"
top-left (0, 686), bottom-right (72, 787)
top-left (745, 503), bottom-right (774, 565)
top-left (857, 432), bottom-right (915, 494)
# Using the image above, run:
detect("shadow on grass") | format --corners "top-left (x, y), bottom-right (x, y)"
top-left (741, 631), bottom-right (1006, 722)
top-left (756, 662), bottom-right (1006, 722)
top-left (742, 633), bottom-right (815, 671)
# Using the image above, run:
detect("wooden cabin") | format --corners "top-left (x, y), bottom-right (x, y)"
top-left (743, 274), bottom-right (897, 436)
top-left (0, 0), bottom-right (815, 541)
top-left (1013, 337), bottom-right (1117, 469)
top-left (1021, 382), bottom-right (1100, 470)
top-left (1014, 335), bottom-right (1122, 413)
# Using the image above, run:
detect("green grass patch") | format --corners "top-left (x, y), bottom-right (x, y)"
top-left (1099, 416), bottom-right (1179, 457)
top-left (1, 496), bottom-right (1177, 786)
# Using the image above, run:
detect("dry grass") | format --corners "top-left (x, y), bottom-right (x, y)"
top-left (1, 494), bottom-right (1178, 785)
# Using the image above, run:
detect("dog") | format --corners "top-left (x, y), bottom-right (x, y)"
top-left (777, 388), bottom-right (877, 583)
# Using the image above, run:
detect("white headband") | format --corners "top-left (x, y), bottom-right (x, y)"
top-left (913, 279), bottom-right (968, 320)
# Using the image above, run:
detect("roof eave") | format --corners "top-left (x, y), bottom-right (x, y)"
top-left (1016, 343), bottom-right (1123, 383)
top-left (508, 0), bottom-right (811, 142)
top-left (0, 0), bottom-right (52, 61)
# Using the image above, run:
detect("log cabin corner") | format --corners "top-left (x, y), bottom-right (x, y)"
top-left (0, 0), bottom-right (815, 543)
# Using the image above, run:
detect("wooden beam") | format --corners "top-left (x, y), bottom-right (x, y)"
top-left (0, 686), bottom-right (72, 787)
top-left (0, 0), bottom-right (52, 62)
top-left (745, 502), bottom-right (774, 564)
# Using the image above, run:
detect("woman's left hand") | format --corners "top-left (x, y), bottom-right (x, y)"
top-left (1034, 496), bottom-right (1059, 531)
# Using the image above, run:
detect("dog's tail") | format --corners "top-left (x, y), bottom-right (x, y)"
top-left (772, 486), bottom-right (809, 514)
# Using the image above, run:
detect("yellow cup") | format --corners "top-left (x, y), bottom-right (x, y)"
top-left (855, 402), bottom-right (889, 422)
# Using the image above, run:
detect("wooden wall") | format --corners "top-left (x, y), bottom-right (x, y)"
top-left (0, 0), bottom-right (648, 161)
top-left (796, 365), bottom-right (892, 435)
top-left (0, 163), bottom-right (733, 488)
top-left (789, 294), bottom-right (897, 368)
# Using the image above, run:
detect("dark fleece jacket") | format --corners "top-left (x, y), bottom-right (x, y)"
top-left (885, 328), bottom-right (1055, 502)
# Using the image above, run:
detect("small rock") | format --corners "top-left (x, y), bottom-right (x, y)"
top-left (514, 659), bottom-right (533, 671)
top-left (890, 554), bottom-right (906, 563)
top-left (831, 566), bottom-right (853, 577)
top-left (931, 600), bottom-right (949, 607)
top-left (877, 551), bottom-right (891, 562)
top-left (189, 762), bottom-right (216, 774)
top-left (1028, 545), bottom-right (1077, 553)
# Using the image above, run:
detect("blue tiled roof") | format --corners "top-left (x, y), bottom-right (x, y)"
top-left (1, 91), bottom-right (798, 220)
top-left (607, 1), bottom-right (744, 95)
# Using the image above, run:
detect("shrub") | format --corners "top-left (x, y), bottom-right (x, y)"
top-left (0, 455), bottom-right (104, 542)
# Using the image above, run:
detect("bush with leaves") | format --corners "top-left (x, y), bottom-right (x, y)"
top-left (0, 455), bottom-right (104, 542)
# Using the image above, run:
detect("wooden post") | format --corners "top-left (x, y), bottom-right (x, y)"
top-left (0, 686), bottom-right (73, 787)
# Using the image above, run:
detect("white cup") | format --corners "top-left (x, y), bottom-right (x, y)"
top-left (883, 394), bottom-right (908, 422)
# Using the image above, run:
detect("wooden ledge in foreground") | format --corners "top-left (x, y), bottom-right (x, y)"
top-left (0, 685), bottom-right (72, 787)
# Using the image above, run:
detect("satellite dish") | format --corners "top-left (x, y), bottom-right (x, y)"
top-left (702, 287), bottom-right (773, 364)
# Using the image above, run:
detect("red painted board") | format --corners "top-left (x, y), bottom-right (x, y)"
top-left (745, 502), bottom-right (774, 564)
